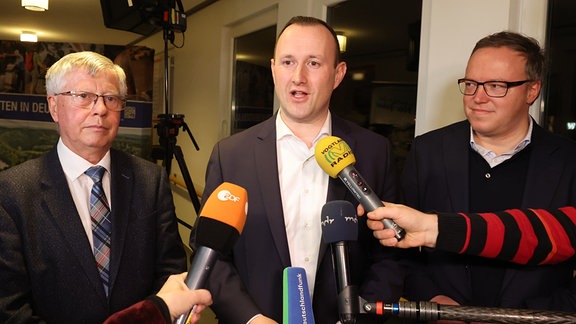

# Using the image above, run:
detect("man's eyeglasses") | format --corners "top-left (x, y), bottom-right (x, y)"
top-left (457, 79), bottom-right (532, 98)
top-left (54, 91), bottom-right (126, 112)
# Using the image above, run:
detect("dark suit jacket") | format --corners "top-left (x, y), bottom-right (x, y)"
top-left (0, 147), bottom-right (187, 323)
top-left (192, 114), bottom-right (406, 323)
top-left (401, 120), bottom-right (576, 311)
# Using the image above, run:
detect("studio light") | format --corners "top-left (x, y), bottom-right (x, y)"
top-left (20, 31), bottom-right (38, 42)
top-left (22, 0), bottom-right (49, 11)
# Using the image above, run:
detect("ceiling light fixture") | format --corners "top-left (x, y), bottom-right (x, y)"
top-left (22, 0), bottom-right (49, 11)
top-left (336, 33), bottom-right (347, 52)
top-left (20, 31), bottom-right (38, 42)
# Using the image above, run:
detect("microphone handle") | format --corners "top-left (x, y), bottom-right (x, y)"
top-left (331, 241), bottom-right (359, 324)
top-left (338, 165), bottom-right (405, 240)
top-left (332, 242), bottom-right (351, 293)
top-left (364, 301), bottom-right (576, 324)
top-left (175, 246), bottom-right (220, 324)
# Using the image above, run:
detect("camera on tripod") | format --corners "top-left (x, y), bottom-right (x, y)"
top-left (151, 113), bottom-right (201, 218)
top-left (155, 113), bottom-right (186, 141)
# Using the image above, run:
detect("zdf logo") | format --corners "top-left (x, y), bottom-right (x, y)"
top-left (217, 189), bottom-right (241, 202)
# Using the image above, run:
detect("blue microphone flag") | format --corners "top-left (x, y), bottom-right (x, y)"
top-left (283, 267), bottom-right (315, 324)
top-left (321, 200), bottom-right (358, 244)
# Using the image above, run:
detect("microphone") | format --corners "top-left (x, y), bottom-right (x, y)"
top-left (283, 267), bottom-right (315, 324)
top-left (362, 300), bottom-right (576, 324)
top-left (315, 136), bottom-right (405, 241)
top-left (175, 182), bottom-right (248, 324)
top-left (321, 200), bottom-right (360, 324)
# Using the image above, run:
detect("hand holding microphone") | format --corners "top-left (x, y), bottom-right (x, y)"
top-left (315, 136), bottom-right (405, 240)
top-left (175, 182), bottom-right (248, 324)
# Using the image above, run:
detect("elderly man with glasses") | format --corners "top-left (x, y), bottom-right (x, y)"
top-left (0, 51), bottom-right (187, 323)
top-left (399, 31), bottom-right (576, 316)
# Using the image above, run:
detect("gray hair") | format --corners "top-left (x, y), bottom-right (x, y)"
top-left (45, 51), bottom-right (127, 96)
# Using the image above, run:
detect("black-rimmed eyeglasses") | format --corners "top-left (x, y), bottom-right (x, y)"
top-left (457, 78), bottom-right (532, 98)
top-left (54, 90), bottom-right (126, 112)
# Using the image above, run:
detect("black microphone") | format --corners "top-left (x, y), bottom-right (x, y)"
top-left (315, 136), bottom-right (405, 240)
top-left (321, 200), bottom-right (360, 324)
top-left (175, 182), bottom-right (248, 324)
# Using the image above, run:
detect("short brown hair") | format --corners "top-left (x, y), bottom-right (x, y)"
top-left (276, 16), bottom-right (341, 66)
top-left (472, 31), bottom-right (546, 82)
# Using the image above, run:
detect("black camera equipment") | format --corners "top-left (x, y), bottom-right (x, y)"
top-left (101, 0), bottom-right (205, 222)
top-left (152, 113), bottom-right (201, 218)
top-left (149, 0), bottom-right (201, 223)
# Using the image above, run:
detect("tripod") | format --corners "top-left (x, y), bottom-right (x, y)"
top-left (151, 0), bottom-right (201, 225)
top-left (153, 114), bottom-right (201, 221)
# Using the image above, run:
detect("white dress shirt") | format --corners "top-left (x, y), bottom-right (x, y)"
top-left (276, 112), bottom-right (331, 299)
top-left (57, 139), bottom-right (111, 250)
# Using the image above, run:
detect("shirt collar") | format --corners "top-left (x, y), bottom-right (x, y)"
top-left (57, 139), bottom-right (111, 181)
top-left (470, 117), bottom-right (533, 156)
top-left (275, 110), bottom-right (332, 145)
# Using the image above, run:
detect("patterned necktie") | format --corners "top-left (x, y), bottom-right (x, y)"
top-left (85, 166), bottom-right (112, 296)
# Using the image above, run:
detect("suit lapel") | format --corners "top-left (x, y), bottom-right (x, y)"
top-left (443, 122), bottom-right (471, 211)
top-left (318, 117), bottom-right (352, 268)
top-left (107, 150), bottom-right (132, 292)
top-left (41, 149), bottom-right (106, 298)
top-left (522, 124), bottom-right (562, 207)
top-left (328, 117), bottom-right (354, 201)
top-left (254, 120), bottom-right (291, 267)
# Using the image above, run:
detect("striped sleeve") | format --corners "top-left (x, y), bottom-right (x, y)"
top-left (437, 206), bottom-right (576, 265)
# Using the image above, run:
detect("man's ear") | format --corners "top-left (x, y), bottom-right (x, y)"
top-left (333, 61), bottom-right (347, 90)
top-left (526, 80), bottom-right (542, 105)
top-left (47, 95), bottom-right (59, 122)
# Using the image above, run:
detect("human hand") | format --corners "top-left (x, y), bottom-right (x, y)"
top-left (357, 202), bottom-right (438, 249)
top-left (156, 273), bottom-right (212, 323)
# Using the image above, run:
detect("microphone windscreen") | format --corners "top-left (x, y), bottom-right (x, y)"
top-left (321, 200), bottom-right (358, 243)
top-left (194, 182), bottom-right (248, 253)
top-left (283, 267), bottom-right (315, 324)
top-left (314, 136), bottom-right (356, 178)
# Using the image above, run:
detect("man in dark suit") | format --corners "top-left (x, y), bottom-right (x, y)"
top-left (191, 16), bottom-right (405, 323)
top-left (400, 31), bottom-right (576, 313)
top-left (0, 51), bottom-right (187, 323)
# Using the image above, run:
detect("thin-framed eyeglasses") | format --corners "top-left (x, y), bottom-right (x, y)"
top-left (457, 78), bottom-right (532, 98)
top-left (54, 90), bottom-right (126, 112)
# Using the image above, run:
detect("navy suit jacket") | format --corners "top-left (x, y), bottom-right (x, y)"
top-left (0, 147), bottom-right (187, 323)
top-left (401, 120), bottom-right (576, 311)
top-left (193, 114), bottom-right (406, 323)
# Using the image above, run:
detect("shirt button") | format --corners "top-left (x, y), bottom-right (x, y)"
top-left (304, 257), bottom-right (310, 262)
top-left (485, 173), bottom-right (491, 179)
